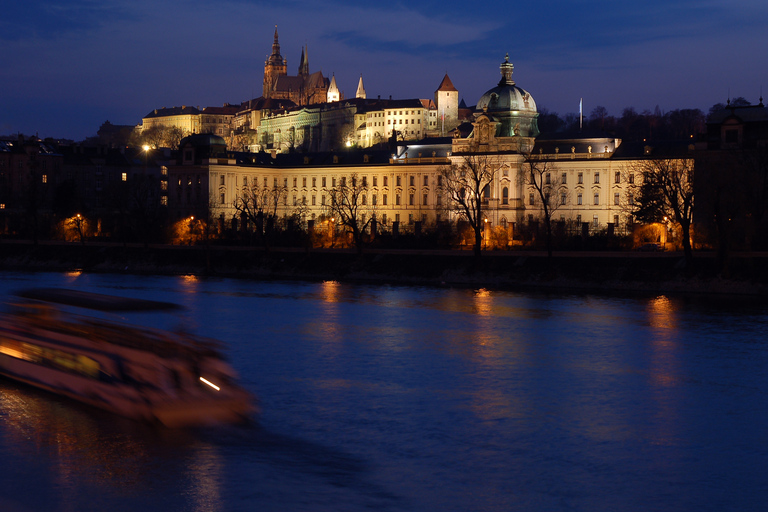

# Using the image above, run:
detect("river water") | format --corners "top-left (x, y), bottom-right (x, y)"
top-left (0, 271), bottom-right (766, 512)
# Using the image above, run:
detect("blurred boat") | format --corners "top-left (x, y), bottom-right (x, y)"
top-left (0, 288), bottom-right (256, 427)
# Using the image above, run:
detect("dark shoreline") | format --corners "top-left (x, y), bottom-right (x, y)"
top-left (1, 241), bottom-right (767, 298)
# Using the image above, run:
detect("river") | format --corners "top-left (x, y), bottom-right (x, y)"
top-left (0, 271), bottom-right (766, 511)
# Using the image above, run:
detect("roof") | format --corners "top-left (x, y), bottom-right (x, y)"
top-left (436, 74), bottom-right (457, 92)
top-left (201, 105), bottom-right (241, 116)
top-left (707, 103), bottom-right (768, 124)
top-left (144, 106), bottom-right (201, 118)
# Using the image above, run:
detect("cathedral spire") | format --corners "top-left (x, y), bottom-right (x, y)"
top-left (327, 73), bottom-right (340, 102)
top-left (272, 26), bottom-right (281, 58)
top-left (356, 74), bottom-right (366, 99)
top-left (299, 44), bottom-right (309, 77)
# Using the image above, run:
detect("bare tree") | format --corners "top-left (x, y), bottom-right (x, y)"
top-left (632, 158), bottom-right (695, 263)
top-left (233, 179), bottom-right (287, 250)
top-left (438, 152), bottom-right (500, 258)
top-left (326, 173), bottom-right (375, 253)
top-left (521, 154), bottom-right (565, 258)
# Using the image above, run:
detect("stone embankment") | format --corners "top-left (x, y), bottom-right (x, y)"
top-left (1, 241), bottom-right (766, 297)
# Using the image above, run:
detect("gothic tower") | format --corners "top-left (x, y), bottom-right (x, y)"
top-left (355, 74), bottom-right (366, 99)
top-left (263, 26), bottom-right (287, 98)
top-left (327, 74), bottom-right (340, 102)
top-left (434, 74), bottom-right (459, 135)
top-left (298, 44), bottom-right (309, 78)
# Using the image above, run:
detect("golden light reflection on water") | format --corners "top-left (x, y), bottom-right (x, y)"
top-left (186, 445), bottom-right (225, 512)
top-left (645, 295), bottom-right (683, 446)
top-left (0, 385), bottom-right (150, 487)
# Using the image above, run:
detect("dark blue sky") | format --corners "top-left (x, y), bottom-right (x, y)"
top-left (2, 0), bottom-right (766, 140)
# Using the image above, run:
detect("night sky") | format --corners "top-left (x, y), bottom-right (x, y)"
top-left (2, 0), bottom-right (766, 141)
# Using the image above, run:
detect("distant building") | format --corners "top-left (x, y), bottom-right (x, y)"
top-left (263, 27), bottom-right (331, 106)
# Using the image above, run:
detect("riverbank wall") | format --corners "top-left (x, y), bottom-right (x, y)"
top-left (0, 241), bottom-right (766, 297)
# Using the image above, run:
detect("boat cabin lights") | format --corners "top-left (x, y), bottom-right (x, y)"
top-left (199, 376), bottom-right (220, 391)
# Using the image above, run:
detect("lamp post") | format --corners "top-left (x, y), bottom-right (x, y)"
top-left (330, 217), bottom-right (335, 248)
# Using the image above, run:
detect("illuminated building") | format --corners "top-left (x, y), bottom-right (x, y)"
top-left (166, 55), bottom-right (693, 242)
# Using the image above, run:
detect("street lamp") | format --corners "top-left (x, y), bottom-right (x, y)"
top-left (330, 217), bottom-right (335, 248)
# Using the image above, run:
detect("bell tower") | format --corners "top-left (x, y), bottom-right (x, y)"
top-left (263, 26), bottom-right (287, 98)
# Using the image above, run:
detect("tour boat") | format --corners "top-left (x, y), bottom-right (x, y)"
top-left (0, 288), bottom-right (256, 428)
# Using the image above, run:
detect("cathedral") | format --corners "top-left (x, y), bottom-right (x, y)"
top-left (263, 27), bottom-right (331, 106)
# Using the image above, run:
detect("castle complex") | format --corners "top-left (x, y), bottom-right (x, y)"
top-left (162, 45), bottom-right (694, 243)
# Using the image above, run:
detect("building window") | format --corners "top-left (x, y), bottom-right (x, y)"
top-left (322, 195), bottom-right (326, 205)
top-left (362, 195), bottom-right (367, 205)
top-left (121, 173), bottom-right (127, 182)
top-left (594, 193), bottom-right (599, 205)
top-left (615, 171), bottom-right (621, 184)
top-left (396, 194), bottom-right (401, 206)
top-left (293, 195), bottom-right (297, 206)
top-left (614, 214), bottom-right (619, 225)
top-left (293, 177), bottom-right (297, 188)
top-left (384, 176), bottom-right (388, 187)
top-left (577, 193), bottom-right (582, 205)
top-left (437, 175), bottom-right (443, 187)
top-left (423, 175), bottom-right (428, 186)
top-left (410, 176), bottom-right (415, 186)
top-left (529, 193), bottom-right (534, 205)
top-left (220, 192), bottom-right (225, 204)
top-left (423, 194), bottom-right (428, 205)
top-left (373, 194), bottom-right (377, 205)
top-left (284, 178), bottom-right (288, 187)
top-left (578, 172), bottom-right (583, 184)
top-left (629, 173), bottom-right (634, 184)
top-left (302, 177), bottom-right (307, 187)
top-left (373, 176), bottom-right (378, 187)
top-left (628, 193), bottom-right (634, 206)
top-left (409, 194), bottom-right (414, 206)
top-left (593, 215), bottom-right (599, 227)
top-left (243, 176), bottom-right (248, 186)
top-left (220, 175), bottom-right (225, 186)
top-left (322, 177), bottom-right (326, 187)
top-left (395, 213), bottom-right (400, 222)
top-left (502, 187), bottom-right (509, 205)
top-left (614, 192), bottom-right (620, 205)
top-left (383, 194), bottom-right (388, 205)
top-left (382, 214), bottom-right (387, 224)
top-left (396, 176), bottom-right (401, 187)
top-left (576, 214), bottom-right (581, 224)
top-left (560, 193), bottom-right (566, 205)
top-left (594, 173), bottom-right (600, 184)
top-left (545, 173), bottom-right (551, 185)
top-left (42, 174), bottom-right (48, 184)
top-left (408, 213), bottom-right (414, 224)
top-left (561, 173), bottom-right (567, 184)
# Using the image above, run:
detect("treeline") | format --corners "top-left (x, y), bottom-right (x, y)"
top-left (536, 97), bottom-right (753, 141)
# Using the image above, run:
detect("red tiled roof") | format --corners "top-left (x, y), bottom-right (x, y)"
top-left (436, 74), bottom-right (457, 92)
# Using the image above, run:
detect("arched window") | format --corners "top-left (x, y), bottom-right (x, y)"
top-left (502, 187), bottom-right (509, 205)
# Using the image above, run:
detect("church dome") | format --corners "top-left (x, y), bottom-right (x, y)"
top-left (475, 54), bottom-right (539, 138)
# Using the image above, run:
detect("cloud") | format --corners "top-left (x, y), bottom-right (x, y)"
top-left (0, 1), bottom-right (133, 41)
